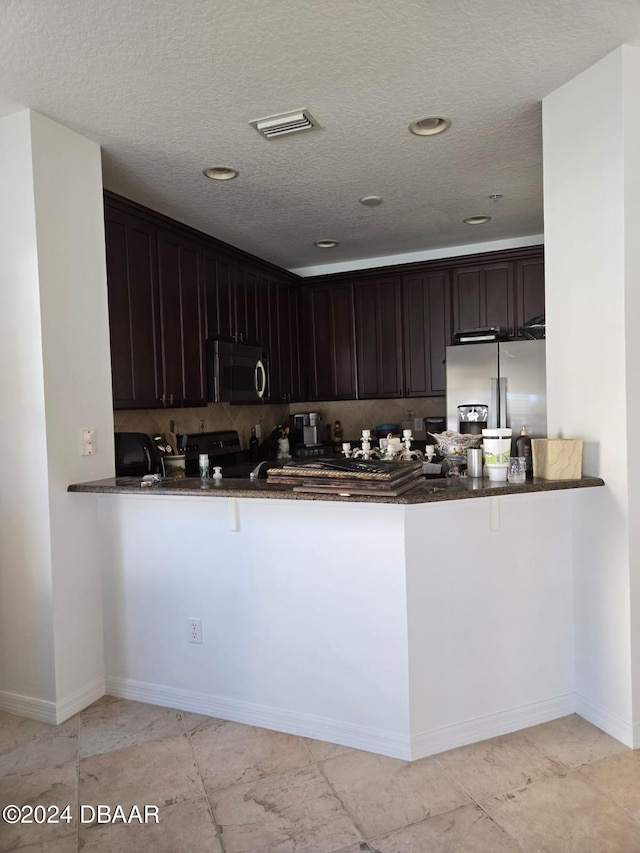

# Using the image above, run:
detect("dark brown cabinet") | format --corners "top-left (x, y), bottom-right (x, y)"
top-left (156, 230), bottom-right (206, 407)
top-left (515, 256), bottom-right (545, 332)
top-left (105, 206), bottom-right (162, 409)
top-left (269, 282), bottom-right (304, 403)
top-left (305, 284), bottom-right (357, 401)
top-left (451, 261), bottom-right (516, 335)
top-left (403, 270), bottom-right (451, 396)
top-left (354, 276), bottom-right (404, 398)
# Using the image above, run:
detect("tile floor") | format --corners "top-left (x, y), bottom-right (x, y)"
top-left (0, 697), bottom-right (637, 852)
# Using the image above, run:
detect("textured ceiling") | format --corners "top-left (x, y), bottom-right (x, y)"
top-left (1, 0), bottom-right (640, 272)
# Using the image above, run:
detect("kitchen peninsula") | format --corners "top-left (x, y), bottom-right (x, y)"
top-left (70, 474), bottom-right (603, 760)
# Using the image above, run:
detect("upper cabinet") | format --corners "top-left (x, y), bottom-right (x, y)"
top-left (105, 201), bottom-right (206, 410)
top-left (403, 270), bottom-right (451, 397)
top-left (354, 276), bottom-right (404, 398)
top-left (304, 283), bottom-right (357, 401)
top-left (105, 192), bottom-right (299, 409)
top-left (451, 261), bottom-right (515, 335)
top-left (451, 249), bottom-right (545, 338)
top-left (104, 206), bottom-right (162, 410)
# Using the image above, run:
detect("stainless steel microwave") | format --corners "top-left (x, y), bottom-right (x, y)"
top-left (206, 338), bottom-right (268, 403)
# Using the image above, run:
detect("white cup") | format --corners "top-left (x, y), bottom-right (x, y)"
top-left (482, 428), bottom-right (512, 482)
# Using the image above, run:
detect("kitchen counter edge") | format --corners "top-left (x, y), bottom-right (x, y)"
top-left (67, 475), bottom-right (605, 505)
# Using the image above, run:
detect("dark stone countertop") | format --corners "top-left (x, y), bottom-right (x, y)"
top-left (68, 474), bottom-right (605, 505)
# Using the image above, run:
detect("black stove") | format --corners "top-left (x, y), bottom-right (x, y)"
top-left (178, 430), bottom-right (257, 478)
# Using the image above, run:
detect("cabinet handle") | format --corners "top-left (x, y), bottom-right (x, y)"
top-left (169, 393), bottom-right (174, 406)
top-left (160, 393), bottom-right (166, 407)
top-left (239, 332), bottom-right (244, 343)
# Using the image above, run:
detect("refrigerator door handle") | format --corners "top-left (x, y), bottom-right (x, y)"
top-left (490, 378), bottom-right (499, 429)
top-left (499, 377), bottom-right (507, 428)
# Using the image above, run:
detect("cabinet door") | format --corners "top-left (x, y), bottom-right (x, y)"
top-left (354, 277), bottom-right (404, 398)
top-left (403, 270), bottom-right (451, 396)
top-left (452, 262), bottom-right (515, 335)
top-left (203, 250), bottom-right (235, 340)
top-left (235, 263), bottom-right (260, 344)
top-left (515, 256), bottom-right (545, 333)
top-left (157, 230), bottom-right (205, 407)
top-left (104, 206), bottom-right (162, 409)
top-left (306, 284), bottom-right (356, 401)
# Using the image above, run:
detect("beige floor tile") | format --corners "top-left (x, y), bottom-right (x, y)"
top-left (334, 845), bottom-right (373, 853)
top-left (79, 698), bottom-right (184, 758)
top-left (181, 711), bottom-right (222, 733)
top-left (8, 837), bottom-right (78, 853)
top-left (78, 796), bottom-right (222, 852)
top-left (320, 749), bottom-right (471, 838)
top-left (79, 733), bottom-right (201, 824)
top-left (302, 737), bottom-right (354, 761)
top-left (209, 764), bottom-right (363, 853)
top-left (370, 803), bottom-right (523, 852)
top-left (483, 771), bottom-right (640, 852)
top-left (190, 719), bottom-right (312, 792)
top-left (0, 712), bottom-right (78, 776)
top-left (577, 750), bottom-right (640, 819)
top-left (0, 762), bottom-right (77, 851)
top-left (434, 730), bottom-right (563, 800)
top-left (521, 713), bottom-right (629, 769)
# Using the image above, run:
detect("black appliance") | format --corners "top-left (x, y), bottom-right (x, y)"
top-left (519, 314), bottom-right (545, 339)
top-left (178, 430), bottom-right (278, 478)
top-left (206, 338), bottom-right (268, 403)
top-left (453, 326), bottom-right (508, 344)
top-left (114, 432), bottom-right (161, 476)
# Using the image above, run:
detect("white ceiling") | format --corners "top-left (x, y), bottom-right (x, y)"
top-left (2, 1), bottom-right (640, 273)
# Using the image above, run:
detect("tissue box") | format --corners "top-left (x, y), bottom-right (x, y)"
top-left (531, 439), bottom-right (583, 480)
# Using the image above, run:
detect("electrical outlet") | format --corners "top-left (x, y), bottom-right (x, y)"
top-left (81, 428), bottom-right (96, 456)
top-left (255, 423), bottom-right (262, 439)
top-left (188, 618), bottom-right (202, 644)
top-left (414, 418), bottom-right (423, 432)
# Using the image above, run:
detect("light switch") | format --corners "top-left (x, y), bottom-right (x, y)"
top-left (81, 429), bottom-right (96, 456)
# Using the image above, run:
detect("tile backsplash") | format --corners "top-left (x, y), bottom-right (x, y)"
top-left (114, 397), bottom-right (445, 449)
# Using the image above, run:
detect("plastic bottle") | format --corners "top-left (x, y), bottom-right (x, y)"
top-left (199, 453), bottom-right (209, 486)
top-left (515, 425), bottom-right (533, 477)
top-left (249, 427), bottom-right (259, 462)
top-left (333, 420), bottom-right (344, 453)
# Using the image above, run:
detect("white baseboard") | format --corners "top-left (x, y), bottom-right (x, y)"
top-left (575, 692), bottom-right (634, 748)
top-left (411, 693), bottom-right (577, 760)
top-left (55, 678), bottom-right (105, 724)
top-left (0, 678), bottom-right (106, 726)
top-left (0, 690), bottom-right (58, 724)
top-left (105, 676), bottom-right (413, 759)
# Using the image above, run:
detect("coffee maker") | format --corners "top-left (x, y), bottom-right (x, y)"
top-left (290, 412), bottom-right (323, 452)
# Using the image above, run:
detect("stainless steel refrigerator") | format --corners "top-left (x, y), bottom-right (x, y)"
top-left (446, 340), bottom-right (547, 437)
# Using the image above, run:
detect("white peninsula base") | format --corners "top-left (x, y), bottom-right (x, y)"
top-left (95, 489), bottom-right (576, 760)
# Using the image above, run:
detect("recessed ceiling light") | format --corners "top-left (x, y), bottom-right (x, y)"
top-left (464, 215), bottom-right (491, 225)
top-left (314, 239), bottom-right (338, 248)
top-left (409, 116), bottom-right (451, 136)
top-left (203, 166), bottom-right (238, 181)
top-left (359, 196), bottom-right (383, 206)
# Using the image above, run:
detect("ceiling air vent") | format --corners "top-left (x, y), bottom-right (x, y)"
top-left (249, 109), bottom-right (320, 139)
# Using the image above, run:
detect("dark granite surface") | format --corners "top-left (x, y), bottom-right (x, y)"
top-left (68, 474), bottom-right (605, 505)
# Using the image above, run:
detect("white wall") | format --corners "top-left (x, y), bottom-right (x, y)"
top-left (543, 46), bottom-right (640, 743)
top-left (99, 495), bottom-right (413, 757)
top-left (0, 111), bottom-right (56, 708)
top-left (405, 492), bottom-right (574, 755)
top-left (0, 110), bottom-right (114, 721)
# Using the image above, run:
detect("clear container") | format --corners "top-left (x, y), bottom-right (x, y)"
top-left (508, 456), bottom-right (527, 484)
